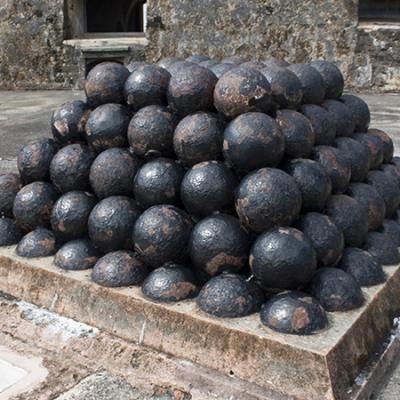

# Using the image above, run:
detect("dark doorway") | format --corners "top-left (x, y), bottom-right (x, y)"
top-left (359, 0), bottom-right (400, 21)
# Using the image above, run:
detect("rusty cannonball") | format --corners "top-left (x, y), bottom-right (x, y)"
top-left (88, 196), bottom-right (141, 253)
top-left (51, 100), bottom-right (90, 144)
top-left (133, 205), bottom-right (193, 268)
top-left (167, 63), bottom-right (217, 116)
top-left (50, 144), bottom-right (96, 193)
top-left (210, 63), bottom-right (236, 79)
top-left (214, 66), bottom-right (273, 119)
top-left (89, 148), bottom-right (141, 199)
top-left (142, 263), bottom-right (198, 302)
top-left (92, 250), bottom-right (148, 287)
top-left (297, 212), bottom-right (344, 268)
top-left (0, 218), bottom-right (22, 246)
top-left (311, 145), bottom-right (351, 194)
top-left (85, 103), bottom-right (130, 152)
top-left (235, 168), bottom-right (302, 233)
top-left (133, 158), bottom-right (184, 208)
top-left (197, 273), bottom-right (264, 318)
top-left (340, 94), bottom-right (370, 132)
top-left (180, 161), bottom-right (237, 218)
top-left (322, 100), bottom-right (355, 137)
top-left (223, 112), bottom-right (284, 170)
top-left (301, 104), bottom-right (336, 146)
top-left (16, 227), bottom-right (57, 258)
top-left (54, 238), bottom-right (99, 271)
top-left (157, 57), bottom-right (184, 71)
top-left (13, 182), bottom-right (58, 232)
top-left (353, 132), bottom-right (384, 170)
top-left (126, 60), bottom-right (147, 73)
top-left (368, 129), bottom-right (394, 163)
top-left (189, 214), bottom-right (251, 277)
top-left (186, 54), bottom-right (210, 64)
top-left (284, 159), bottom-right (332, 212)
top-left (51, 191), bottom-right (97, 242)
top-left (381, 219), bottom-right (400, 246)
top-left (309, 268), bottom-right (364, 312)
top-left (18, 138), bottom-right (59, 183)
top-left (221, 56), bottom-right (244, 65)
top-left (363, 231), bottom-right (400, 266)
top-left (338, 247), bottom-right (385, 287)
top-left (275, 109), bottom-right (315, 159)
top-left (260, 291), bottom-right (328, 335)
top-left (85, 62), bottom-right (130, 108)
top-left (174, 112), bottom-right (224, 166)
top-left (325, 195), bottom-right (368, 247)
top-left (128, 105), bottom-right (178, 158)
top-left (0, 173), bottom-right (22, 217)
top-left (310, 60), bottom-right (344, 99)
top-left (287, 64), bottom-right (326, 105)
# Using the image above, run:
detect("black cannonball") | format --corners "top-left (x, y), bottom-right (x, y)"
top-left (301, 104), bottom-right (336, 145)
top-left (88, 196), bottom-right (141, 253)
top-left (260, 291), bottom-right (328, 335)
top-left (186, 55), bottom-right (210, 64)
top-left (235, 168), bottom-right (302, 233)
top-left (214, 66), bottom-right (273, 119)
top-left (142, 263), bottom-right (198, 302)
top-left (89, 148), bottom-right (141, 199)
top-left (0, 218), bottom-right (22, 246)
top-left (157, 57), bottom-right (184, 71)
top-left (381, 219), bottom-right (400, 246)
top-left (0, 173), bottom-right (22, 217)
top-left (126, 61), bottom-right (147, 73)
top-left (381, 163), bottom-right (400, 187)
top-left (275, 109), bottom-right (315, 158)
top-left (363, 231), bottom-right (400, 266)
top-left (51, 191), bottom-right (97, 242)
top-left (353, 132), bottom-right (384, 170)
top-left (13, 182), bottom-right (58, 232)
top-left (310, 60), bottom-right (344, 99)
top-left (338, 247), bottom-right (385, 287)
top-left (197, 273), bottom-right (264, 318)
top-left (181, 161), bottom-right (237, 218)
top-left (166, 61), bottom-right (197, 76)
top-left (16, 227), bottom-right (57, 258)
top-left (240, 61), bottom-right (265, 70)
top-left (311, 146), bottom-right (351, 194)
top-left (133, 158), bottom-right (184, 208)
top-left (325, 195), bottom-right (368, 247)
top-left (189, 214), bottom-right (250, 277)
top-left (297, 212), bottom-right (344, 268)
top-left (85, 62), bottom-right (130, 108)
top-left (133, 205), bottom-right (193, 268)
top-left (322, 100), bottom-right (355, 137)
top-left (340, 94), bottom-right (370, 132)
top-left (85, 103), bottom-right (130, 152)
top-left (51, 100), bottom-right (90, 144)
top-left (210, 63), bottom-right (236, 79)
top-left (221, 56), bottom-right (244, 65)
top-left (128, 105), bottom-right (178, 158)
top-left (223, 112), bottom-right (284, 170)
top-left (54, 238), bottom-right (99, 271)
top-left (199, 59), bottom-right (219, 69)
top-left (309, 268), bottom-right (364, 312)
top-left (18, 138), bottom-right (59, 183)
top-left (368, 129), bottom-right (394, 163)
top-left (92, 251), bottom-right (148, 287)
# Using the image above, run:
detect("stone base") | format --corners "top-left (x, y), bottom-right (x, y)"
top-left (0, 246), bottom-right (399, 400)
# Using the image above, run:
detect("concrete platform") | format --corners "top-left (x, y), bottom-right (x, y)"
top-left (1, 247), bottom-right (400, 400)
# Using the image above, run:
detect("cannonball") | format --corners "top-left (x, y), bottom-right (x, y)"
top-left (309, 268), bottom-right (364, 312)
top-left (166, 61), bottom-right (197, 76)
top-left (223, 112), bottom-right (284, 170)
top-left (186, 55), bottom-right (210, 64)
top-left (381, 163), bottom-right (400, 187)
top-left (210, 63), bottom-right (236, 79)
top-left (157, 57), bottom-right (184, 70)
top-left (275, 109), bottom-right (315, 158)
top-left (250, 227), bottom-right (317, 290)
top-left (214, 66), bottom-right (273, 119)
top-left (92, 251), bottom-right (148, 287)
top-left (85, 62), bottom-right (130, 108)
top-left (16, 227), bottom-right (57, 258)
top-left (221, 56), bottom-right (244, 64)
top-left (240, 61), bottom-right (265, 70)
top-left (197, 273), bottom-right (264, 318)
top-left (89, 148), bottom-right (141, 199)
top-left (142, 263), bottom-right (198, 302)
top-left (263, 56), bottom-right (290, 68)
top-left (167, 63), bottom-right (217, 115)
top-left (260, 291), bottom-right (328, 335)
top-left (13, 182), bottom-right (58, 232)
top-left (128, 105), bottom-right (178, 158)
top-left (133, 158), bottom-right (184, 208)
top-left (199, 59), bottom-right (219, 69)
top-left (322, 100), bottom-right (355, 137)
top-left (338, 247), bottom-right (385, 287)
top-left (381, 219), bottom-right (400, 246)
top-left (51, 100), bottom-right (90, 144)
top-left (180, 161), bottom-right (237, 218)
top-left (235, 168), bottom-right (302, 233)
top-left (363, 231), bottom-right (400, 266)
top-left (88, 196), bottom-right (141, 253)
top-left (189, 214), bottom-right (250, 277)
top-left (353, 133), bottom-right (384, 170)
top-left (18, 138), bottom-right (59, 184)
top-left (174, 112), bottom-right (224, 166)
top-left (325, 195), bottom-right (368, 247)
top-left (297, 212), bottom-right (344, 268)
top-left (301, 104), bottom-right (336, 145)
top-left (0, 218), bottom-right (22, 246)
top-left (51, 191), bottom-right (97, 242)
top-left (85, 103), bottom-right (130, 152)
top-left (54, 238), bottom-right (99, 271)
top-left (133, 205), bottom-right (193, 268)
top-left (340, 94), bottom-right (370, 132)
top-left (0, 173), bottom-right (22, 217)
top-left (126, 60), bottom-right (147, 73)
top-left (368, 129), bottom-right (394, 163)
top-left (310, 60), bottom-right (344, 99)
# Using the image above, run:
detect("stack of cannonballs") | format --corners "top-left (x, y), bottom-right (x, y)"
top-left (1, 54), bottom-right (400, 336)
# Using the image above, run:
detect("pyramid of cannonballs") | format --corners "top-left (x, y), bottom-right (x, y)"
top-left (1, 54), bottom-right (400, 336)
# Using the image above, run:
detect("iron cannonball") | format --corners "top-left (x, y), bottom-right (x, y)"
top-left (199, 59), bottom-right (219, 69)
top-left (240, 61), bottom-right (265, 70)
top-left (322, 100), bottom-right (355, 137)
top-left (126, 60), bottom-right (147, 73)
top-left (301, 104), bottom-right (336, 145)
top-left (352, 133), bottom-right (384, 170)
top-left (157, 57), bottom-right (184, 71)
top-left (381, 219), bottom-right (400, 246)
top-left (368, 129), bottom-right (394, 163)
top-left (16, 227), bottom-right (57, 258)
top-left (380, 163), bottom-right (400, 187)
top-left (221, 56), bottom-right (244, 65)
top-left (209, 63), bottom-right (236, 79)
top-left (0, 173), bottom-right (22, 217)
top-left (186, 55), bottom-right (210, 64)
top-left (0, 218), bottom-right (22, 246)
top-left (166, 61), bottom-right (197, 76)
top-left (363, 231), bottom-right (400, 266)
top-left (340, 94), bottom-right (370, 133)
top-left (263, 57), bottom-right (290, 68)
top-left (310, 60), bottom-right (344, 99)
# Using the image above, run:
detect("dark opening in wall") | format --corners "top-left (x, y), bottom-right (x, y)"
top-left (359, 0), bottom-right (400, 21)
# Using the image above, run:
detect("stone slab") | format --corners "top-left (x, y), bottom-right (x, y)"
top-left (0, 247), bottom-right (400, 400)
